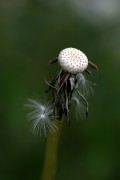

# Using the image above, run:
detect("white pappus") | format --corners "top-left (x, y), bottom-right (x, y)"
top-left (25, 99), bottom-right (58, 136)
top-left (72, 93), bottom-right (86, 119)
top-left (76, 73), bottom-right (95, 96)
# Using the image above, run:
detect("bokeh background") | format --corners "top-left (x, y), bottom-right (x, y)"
top-left (0, 0), bottom-right (120, 180)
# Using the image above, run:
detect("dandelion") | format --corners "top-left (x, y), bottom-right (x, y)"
top-left (48, 47), bottom-right (98, 123)
top-left (25, 99), bottom-right (57, 136)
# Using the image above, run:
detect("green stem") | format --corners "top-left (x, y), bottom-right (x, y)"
top-left (41, 120), bottom-right (63, 180)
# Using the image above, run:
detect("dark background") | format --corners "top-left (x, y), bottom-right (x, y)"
top-left (0, 0), bottom-right (120, 180)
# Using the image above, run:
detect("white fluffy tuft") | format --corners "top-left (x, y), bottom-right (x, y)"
top-left (25, 99), bottom-right (58, 136)
top-left (76, 73), bottom-right (94, 96)
top-left (72, 93), bottom-right (86, 119)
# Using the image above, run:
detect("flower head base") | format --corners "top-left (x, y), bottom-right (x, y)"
top-left (58, 48), bottom-right (88, 74)
top-left (25, 99), bottom-right (57, 136)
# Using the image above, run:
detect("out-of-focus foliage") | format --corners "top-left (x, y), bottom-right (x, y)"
top-left (0, 0), bottom-right (120, 180)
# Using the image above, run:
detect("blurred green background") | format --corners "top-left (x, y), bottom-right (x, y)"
top-left (0, 0), bottom-right (120, 180)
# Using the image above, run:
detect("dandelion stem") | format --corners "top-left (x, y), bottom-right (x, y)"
top-left (41, 119), bottom-right (63, 180)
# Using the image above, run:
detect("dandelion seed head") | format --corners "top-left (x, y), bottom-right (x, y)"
top-left (58, 47), bottom-right (88, 74)
top-left (25, 99), bottom-right (58, 136)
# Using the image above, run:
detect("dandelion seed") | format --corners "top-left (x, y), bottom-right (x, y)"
top-left (25, 99), bottom-right (58, 136)
top-left (76, 73), bottom-right (94, 96)
top-left (72, 93), bottom-right (86, 119)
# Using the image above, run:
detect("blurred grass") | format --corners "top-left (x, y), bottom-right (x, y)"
top-left (0, 0), bottom-right (120, 180)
